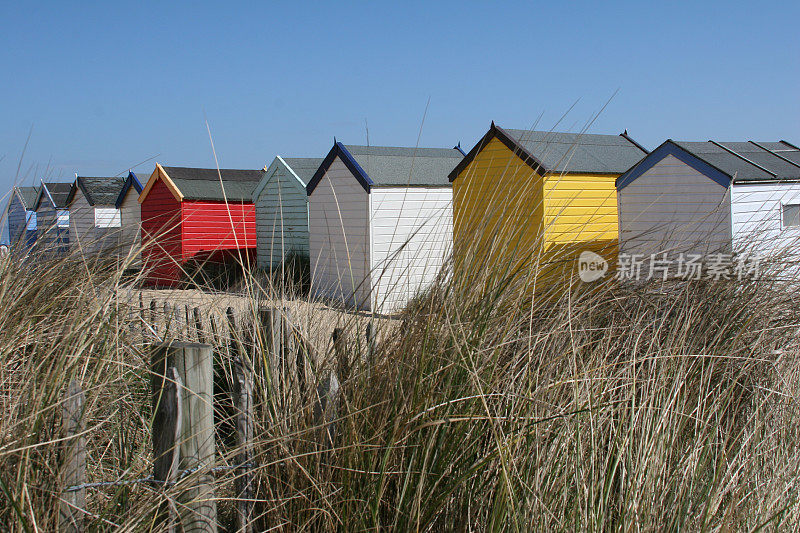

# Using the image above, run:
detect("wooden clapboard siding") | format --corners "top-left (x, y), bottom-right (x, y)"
top-left (6, 193), bottom-right (32, 248)
top-left (141, 179), bottom-right (182, 286)
top-left (309, 157), bottom-right (371, 310)
top-left (731, 182), bottom-right (800, 267)
top-left (36, 198), bottom-right (68, 253)
top-left (254, 161), bottom-right (309, 269)
top-left (618, 154), bottom-right (732, 257)
top-left (543, 174), bottom-right (618, 244)
top-left (119, 185), bottom-right (141, 263)
top-left (452, 136), bottom-right (545, 279)
top-left (181, 200), bottom-right (256, 259)
top-left (68, 192), bottom-right (117, 255)
top-left (370, 187), bottom-right (452, 313)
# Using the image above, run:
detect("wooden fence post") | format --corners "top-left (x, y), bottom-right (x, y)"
top-left (332, 328), bottom-right (349, 383)
top-left (152, 342), bottom-right (218, 532)
top-left (209, 314), bottom-right (219, 348)
top-left (152, 367), bottom-right (183, 532)
top-left (59, 380), bottom-right (86, 533)
top-left (184, 306), bottom-right (192, 340)
top-left (313, 369), bottom-right (340, 452)
top-left (365, 322), bottom-right (376, 369)
top-left (163, 303), bottom-right (172, 335)
top-left (174, 307), bottom-right (184, 339)
top-left (194, 307), bottom-right (206, 344)
top-left (234, 356), bottom-right (254, 533)
top-left (150, 300), bottom-right (158, 335)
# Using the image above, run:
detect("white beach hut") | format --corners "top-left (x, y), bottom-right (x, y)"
top-left (616, 139), bottom-right (800, 276)
top-left (306, 142), bottom-right (464, 314)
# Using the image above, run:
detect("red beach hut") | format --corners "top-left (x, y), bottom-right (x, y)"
top-left (139, 163), bottom-right (261, 287)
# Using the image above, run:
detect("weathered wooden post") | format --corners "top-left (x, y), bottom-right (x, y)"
top-left (332, 328), bottom-right (349, 383)
top-left (152, 342), bottom-right (218, 532)
top-left (184, 305), bottom-right (192, 340)
top-left (209, 313), bottom-right (219, 348)
top-left (365, 322), bottom-right (376, 369)
top-left (174, 306), bottom-right (184, 339)
top-left (296, 339), bottom-right (308, 399)
top-left (234, 356), bottom-right (254, 533)
top-left (152, 367), bottom-right (183, 532)
top-left (163, 302), bottom-right (172, 335)
top-left (59, 380), bottom-right (86, 533)
top-left (194, 307), bottom-right (206, 344)
top-left (313, 368), bottom-right (340, 452)
top-left (150, 300), bottom-right (158, 335)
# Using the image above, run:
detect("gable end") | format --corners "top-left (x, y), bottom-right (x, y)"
top-left (616, 141), bottom-right (732, 191)
top-left (448, 122), bottom-right (547, 182)
top-left (306, 142), bottom-right (372, 195)
top-left (139, 164), bottom-right (183, 203)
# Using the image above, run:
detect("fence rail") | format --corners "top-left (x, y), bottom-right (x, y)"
top-left (59, 298), bottom-right (377, 532)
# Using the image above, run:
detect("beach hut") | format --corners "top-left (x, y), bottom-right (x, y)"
top-left (448, 123), bottom-right (648, 288)
top-left (616, 139), bottom-right (800, 275)
top-left (70, 175), bottom-right (125, 254)
top-left (34, 181), bottom-right (73, 254)
top-left (69, 171), bottom-right (144, 258)
top-left (306, 142), bottom-right (463, 313)
top-left (251, 156), bottom-right (323, 270)
top-left (117, 171), bottom-right (145, 261)
top-left (139, 164), bottom-right (261, 287)
top-left (5, 185), bottom-right (40, 249)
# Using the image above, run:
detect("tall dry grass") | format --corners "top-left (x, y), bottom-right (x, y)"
top-left (0, 226), bottom-right (799, 531)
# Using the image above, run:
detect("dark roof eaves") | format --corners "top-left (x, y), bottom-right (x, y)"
top-left (448, 122), bottom-right (548, 182)
top-left (616, 140), bottom-right (732, 191)
top-left (620, 131), bottom-right (650, 155)
top-left (781, 140), bottom-right (800, 151)
top-left (306, 142), bottom-right (372, 195)
top-left (115, 171), bottom-right (145, 208)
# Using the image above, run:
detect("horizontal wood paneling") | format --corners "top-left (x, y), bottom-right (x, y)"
top-left (68, 193), bottom-right (123, 255)
top-left (181, 200), bottom-right (256, 258)
top-left (6, 194), bottom-right (35, 248)
top-left (141, 179), bottom-right (182, 286)
top-left (618, 154), bottom-right (732, 257)
top-left (119, 187), bottom-right (142, 264)
top-left (543, 173), bottom-right (618, 246)
top-left (35, 198), bottom-right (69, 254)
top-left (731, 182), bottom-right (800, 269)
top-left (308, 157), bottom-right (370, 309)
top-left (255, 162), bottom-right (309, 269)
top-left (370, 187), bottom-right (452, 313)
top-left (452, 136), bottom-right (545, 281)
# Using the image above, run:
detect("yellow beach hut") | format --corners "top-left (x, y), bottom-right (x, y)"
top-left (449, 123), bottom-right (648, 291)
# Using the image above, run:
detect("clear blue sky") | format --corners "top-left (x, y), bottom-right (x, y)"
top-left (2, 1), bottom-right (799, 240)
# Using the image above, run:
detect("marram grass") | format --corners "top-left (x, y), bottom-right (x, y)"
top-left (0, 234), bottom-right (799, 532)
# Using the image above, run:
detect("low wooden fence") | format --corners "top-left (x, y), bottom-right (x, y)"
top-left (58, 298), bottom-right (377, 532)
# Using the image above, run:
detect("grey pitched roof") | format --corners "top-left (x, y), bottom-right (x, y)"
top-left (41, 182), bottom-right (74, 208)
top-left (76, 176), bottom-right (126, 206)
top-left (161, 166), bottom-right (262, 201)
top-left (14, 186), bottom-right (40, 210)
top-left (281, 158), bottom-right (324, 186)
top-left (502, 129), bottom-right (648, 174)
top-left (342, 145), bottom-right (463, 187)
top-left (672, 141), bottom-right (800, 182)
